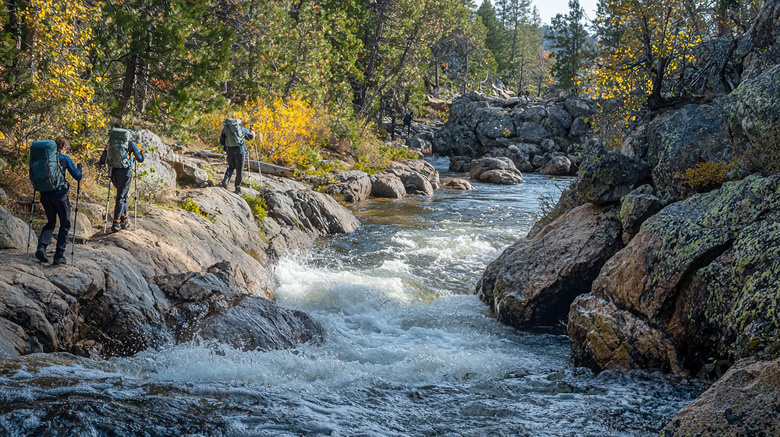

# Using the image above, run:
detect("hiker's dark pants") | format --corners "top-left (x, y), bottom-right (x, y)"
top-left (38, 191), bottom-right (71, 257)
top-left (111, 167), bottom-right (132, 220)
top-left (404, 122), bottom-right (411, 135)
top-left (223, 147), bottom-right (245, 188)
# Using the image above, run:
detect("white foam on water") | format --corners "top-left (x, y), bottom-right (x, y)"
top-left (109, 256), bottom-right (543, 394)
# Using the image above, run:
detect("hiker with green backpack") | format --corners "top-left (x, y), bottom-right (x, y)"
top-left (30, 137), bottom-right (83, 265)
top-left (219, 118), bottom-right (254, 194)
top-left (100, 128), bottom-right (144, 232)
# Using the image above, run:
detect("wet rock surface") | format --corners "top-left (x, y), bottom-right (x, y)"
top-left (475, 203), bottom-right (623, 329)
top-left (660, 358), bottom-right (780, 436)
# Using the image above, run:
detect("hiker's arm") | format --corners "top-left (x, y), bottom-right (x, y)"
top-left (129, 141), bottom-right (145, 163)
top-left (219, 130), bottom-right (226, 147)
top-left (243, 127), bottom-right (254, 141)
top-left (62, 155), bottom-right (82, 182)
top-left (99, 149), bottom-right (107, 166)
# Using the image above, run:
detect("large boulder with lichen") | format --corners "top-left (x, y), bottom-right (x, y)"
top-left (622, 64), bottom-right (780, 202)
top-left (475, 203), bottom-right (623, 329)
top-left (727, 64), bottom-right (780, 164)
top-left (638, 101), bottom-right (733, 200)
top-left (660, 357), bottom-right (780, 436)
top-left (577, 144), bottom-right (650, 204)
top-left (568, 174), bottom-right (780, 374)
top-left (619, 184), bottom-right (661, 244)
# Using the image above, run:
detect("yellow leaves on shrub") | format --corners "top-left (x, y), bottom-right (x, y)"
top-left (680, 161), bottom-right (734, 192)
top-left (200, 96), bottom-right (325, 169)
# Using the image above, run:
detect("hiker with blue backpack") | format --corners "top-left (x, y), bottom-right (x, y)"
top-left (29, 137), bottom-right (83, 265)
top-left (219, 118), bottom-right (255, 194)
top-left (100, 128), bottom-right (144, 232)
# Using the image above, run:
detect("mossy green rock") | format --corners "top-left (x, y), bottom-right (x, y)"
top-left (727, 65), bottom-right (780, 166)
top-left (618, 184), bottom-right (660, 244)
top-left (642, 101), bottom-right (733, 200)
top-left (578, 144), bottom-right (650, 204)
top-left (569, 174), bottom-right (780, 374)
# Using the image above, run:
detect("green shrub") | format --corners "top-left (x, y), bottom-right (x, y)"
top-left (181, 198), bottom-right (211, 221)
top-left (243, 194), bottom-right (267, 225)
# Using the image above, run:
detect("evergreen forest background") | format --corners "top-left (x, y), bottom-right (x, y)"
top-left (0, 0), bottom-right (767, 174)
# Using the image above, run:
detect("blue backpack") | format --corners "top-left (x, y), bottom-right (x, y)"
top-left (29, 140), bottom-right (67, 192)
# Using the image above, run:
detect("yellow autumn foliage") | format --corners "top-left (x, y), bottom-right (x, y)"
top-left (680, 161), bottom-right (734, 191)
top-left (20, 0), bottom-right (106, 146)
top-left (0, 0), bottom-right (107, 163)
top-left (199, 96), bottom-right (329, 169)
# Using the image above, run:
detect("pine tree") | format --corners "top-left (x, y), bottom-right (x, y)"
top-left (548, 0), bottom-right (591, 94)
top-left (477, 1), bottom-right (505, 68)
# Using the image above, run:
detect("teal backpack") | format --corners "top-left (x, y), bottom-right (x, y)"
top-left (107, 128), bottom-right (133, 169)
top-left (29, 140), bottom-right (67, 192)
top-left (223, 118), bottom-right (245, 149)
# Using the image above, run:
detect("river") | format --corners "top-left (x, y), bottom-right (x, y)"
top-left (0, 160), bottom-right (705, 436)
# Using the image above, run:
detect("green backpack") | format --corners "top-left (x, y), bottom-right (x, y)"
top-left (29, 140), bottom-right (67, 192)
top-left (107, 128), bottom-right (133, 169)
top-left (223, 118), bottom-right (245, 149)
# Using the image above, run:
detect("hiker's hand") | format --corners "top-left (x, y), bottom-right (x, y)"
top-left (77, 163), bottom-right (82, 170)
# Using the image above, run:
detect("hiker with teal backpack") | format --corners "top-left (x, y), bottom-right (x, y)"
top-left (219, 118), bottom-right (254, 194)
top-left (29, 137), bottom-right (82, 265)
top-left (100, 128), bottom-right (144, 232)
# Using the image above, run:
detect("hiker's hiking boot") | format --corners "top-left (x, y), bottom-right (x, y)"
top-left (111, 221), bottom-right (122, 232)
top-left (234, 186), bottom-right (242, 195)
top-left (52, 255), bottom-right (67, 266)
top-left (120, 216), bottom-right (130, 229)
top-left (219, 179), bottom-right (229, 189)
top-left (35, 245), bottom-right (49, 263)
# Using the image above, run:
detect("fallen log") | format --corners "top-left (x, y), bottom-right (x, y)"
top-left (192, 150), bottom-right (224, 159)
top-left (248, 160), bottom-right (295, 177)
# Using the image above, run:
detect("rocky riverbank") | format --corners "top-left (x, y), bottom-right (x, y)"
top-left (0, 128), bottom-right (443, 361)
top-left (472, 0), bottom-right (780, 433)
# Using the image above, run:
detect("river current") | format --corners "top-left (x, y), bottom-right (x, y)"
top-left (0, 159), bottom-right (705, 436)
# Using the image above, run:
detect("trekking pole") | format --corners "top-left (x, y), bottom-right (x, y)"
top-left (255, 133), bottom-right (262, 183)
top-left (71, 178), bottom-right (81, 264)
top-left (25, 190), bottom-right (36, 260)
top-left (245, 148), bottom-right (251, 182)
top-left (133, 161), bottom-right (138, 229)
top-left (103, 167), bottom-right (112, 233)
